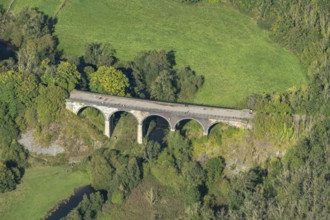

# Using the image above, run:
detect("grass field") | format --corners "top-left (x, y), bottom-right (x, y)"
top-left (0, 166), bottom-right (90, 220)
top-left (1, 0), bottom-right (12, 10)
top-left (6, 0), bottom-right (306, 107)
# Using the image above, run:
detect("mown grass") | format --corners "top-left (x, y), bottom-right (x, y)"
top-left (0, 166), bottom-right (90, 220)
top-left (6, 0), bottom-right (306, 107)
top-left (9, 0), bottom-right (64, 16)
top-left (0, 0), bottom-right (12, 10)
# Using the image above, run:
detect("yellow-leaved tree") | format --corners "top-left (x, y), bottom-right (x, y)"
top-left (89, 66), bottom-right (129, 96)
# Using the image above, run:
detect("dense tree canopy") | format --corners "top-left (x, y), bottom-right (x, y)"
top-left (1, 7), bottom-right (56, 73)
top-left (89, 66), bottom-right (129, 96)
top-left (84, 42), bottom-right (117, 68)
top-left (0, 1), bottom-right (328, 218)
top-left (41, 61), bottom-right (81, 92)
top-left (88, 149), bottom-right (142, 201)
top-left (36, 85), bottom-right (67, 126)
top-left (0, 162), bottom-right (16, 193)
top-left (130, 50), bottom-right (203, 102)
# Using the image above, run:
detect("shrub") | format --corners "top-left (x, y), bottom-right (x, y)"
top-left (0, 162), bottom-right (16, 193)
top-left (111, 189), bottom-right (124, 204)
top-left (36, 85), bottom-right (67, 126)
top-left (206, 157), bottom-right (225, 181)
top-left (184, 186), bottom-right (201, 206)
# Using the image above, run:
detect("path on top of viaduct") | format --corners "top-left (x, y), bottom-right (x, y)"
top-left (66, 90), bottom-right (254, 144)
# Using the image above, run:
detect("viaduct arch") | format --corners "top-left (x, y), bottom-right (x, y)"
top-left (66, 90), bottom-right (254, 144)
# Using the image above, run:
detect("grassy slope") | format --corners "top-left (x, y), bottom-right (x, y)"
top-left (9, 0), bottom-right (64, 16)
top-left (0, 166), bottom-right (90, 220)
top-left (8, 0), bottom-right (305, 107)
top-left (0, 0), bottom-right (12, 10)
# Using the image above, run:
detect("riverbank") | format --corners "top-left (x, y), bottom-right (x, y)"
top-left (0, 166), bottom-right (90, 220)
top-left (0, 39), bottom-right (16, 60)
top-left (45, 185), bottom-right (95, 220)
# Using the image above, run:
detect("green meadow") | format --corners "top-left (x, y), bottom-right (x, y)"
top-left (0, 166), bottom-right (90, 220)
top-left (6, 0), bottom-right (306, 107)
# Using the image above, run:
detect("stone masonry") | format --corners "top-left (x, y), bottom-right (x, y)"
top-left (66, 90), bottom-right (254, 144)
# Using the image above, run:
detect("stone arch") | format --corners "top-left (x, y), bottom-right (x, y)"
top-left (76, 105), bottom-right (108, 120)
top-left (207, 120), bottom-right (238, 135)
top-left (109, 110), bottom-right (140, 125)
top-left (107, 110), bottom-right (140, 142)
top-left (207, 119), bottom-right (247, 134)
top-left (207, 122), bottom-right (221, 135)
top-left (76, 105), bottom-right (111, 137)
top-left (141, 114), bottom-right (172, 143)
top-left (173, 118), bottom-right (207, 135)
top-left (141, 114), bottom-right (173, 130)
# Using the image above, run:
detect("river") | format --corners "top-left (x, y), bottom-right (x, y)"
top-left (0, 39), bottom-right (16, 60)
top-left (45, 185), bottom-right (95, 220)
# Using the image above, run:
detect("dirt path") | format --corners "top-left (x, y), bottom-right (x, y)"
top-left (6, 0), bottom-right (16, 13)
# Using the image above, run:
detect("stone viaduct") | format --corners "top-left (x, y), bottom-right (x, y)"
top-left (66, 90), bottom-right (254, 144)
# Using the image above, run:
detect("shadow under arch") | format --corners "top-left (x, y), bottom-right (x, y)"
top-left (109, 110), bottom-right (139, 141)
top-left (174, 118), bottom-right (205, 136)
top-left (76, 106), bottom-right (106, 134)
top-left (142, 114), bottom-right (171, 143)
top-left (76, 105), bottom-right (107, 120)
top-left (207, 121), bottom-right (234, 135)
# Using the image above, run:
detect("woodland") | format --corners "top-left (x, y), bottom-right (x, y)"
top-left (0, 0), bottom-right (328, 219)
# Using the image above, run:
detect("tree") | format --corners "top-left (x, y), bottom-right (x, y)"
top-left (1, 8), bottom-right (57, 73)
top-left (0, 162), bottom-right (16, 193)
top-left (179, 0), bottom-right (202, 4)
top-left (130, 50), bottom-right (203, 101)
top-left (0, 70), bottom-right (39, 115)
top-left (167, 132), bottom-right (192, 170)
top-left (130, 50), bottom-right (172, 98)
top-left (1, 8), bottom-right (54, 48)
top-left (88, 152), bottom-right (114, 191)
top-left (89, 66), bottom-right (129, 96)
top-left (206, 157), bottom-right (225, 181)
top-left (84, 42), bottom-right (117, 68)
top-left (1, 140), bottom-right (28, 169)
top-left (17, 36), bottom-right (56, 73)
top-left (35, 85), bottom-right (67, 126)
top-left (228, 167), bottom-right (265, 210)
top-left (176, 67), bottom-right (203, 101)
top-left (112, 157), bottom-right (142, 194)
top-left (184, 186), bottom-right (201, 206)
top-left (182, 162), bottom-right (206, 187)
top-left (150, 70), bottom-right (176, 101)
top-left (41, 61), bottom-right (81, 92)
top-left (0, 103), bottom-right (19, 146)
top-left (64, 192), bottom-right (104, 220)
top-left (143, 140), bottom-right (162, 162)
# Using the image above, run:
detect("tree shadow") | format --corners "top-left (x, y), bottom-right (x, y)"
top-left (167, 50), bottom-right (176, 67)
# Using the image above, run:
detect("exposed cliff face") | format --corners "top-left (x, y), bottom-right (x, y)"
top-left (18, 111), bottom-right (108, 159)
top-left (219, 134), bottom-right (287, 177)
top-left (18, 130), bottom-right (65, 156)
top-left (192, 117), bottom-right (312, 177)
top-left (18, 108), bottom-right (307, 179)
top-left (192, 130), bottom-right (287, 177)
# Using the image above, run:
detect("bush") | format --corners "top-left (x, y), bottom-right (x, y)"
top-left (89, 66), bottom-right (129, 96)
top-left (111, 189), bottom-right (124, 204)
top-left (84, 42), bottom-right (117, 68)
top-left (0, 162), bottom-right (17, 193)
top-left (206, 157), bottom-right (225, 181)
top-left (143, 140), bottom-right (162, 161)
top-left (36, 85), bottom-right (67, 126)
top-left (64, 192), bottom-right (104, 220)
top-left (179, 0), bottom-right (202, 4)
top-left (184, 186), bottom-right (201, 206)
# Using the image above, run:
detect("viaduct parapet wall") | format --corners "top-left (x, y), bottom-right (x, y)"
top-left (66, 90), bottom-right (254, 144)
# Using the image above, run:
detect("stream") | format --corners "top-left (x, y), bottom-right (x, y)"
top-left (0, 39), bottom-right (16, 60)
top-left (45, 185), bottom-right (95, 220)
